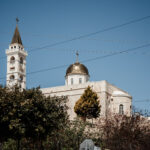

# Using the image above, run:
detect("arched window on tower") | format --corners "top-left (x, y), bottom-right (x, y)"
top-left (10, 56), bottom-right (15, 63)
top-left (10, 75), bottom-right (15, 82)
top-left (20, 57), bottom-right (23, 64)
top-left (19, 75), bottom-right (23, 82)
top-left (119, 104), bottom-right (124, 115)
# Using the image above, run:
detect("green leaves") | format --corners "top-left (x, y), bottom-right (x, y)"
top-left (0, 85), bottom-right (69, 149)
top-left (74, 86), bottom-right (100, 120)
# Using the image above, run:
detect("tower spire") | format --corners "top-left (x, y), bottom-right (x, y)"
top-left (11, 18), bottom-right (23, 45)
top-left (6, 21), bottom-right (27, 90)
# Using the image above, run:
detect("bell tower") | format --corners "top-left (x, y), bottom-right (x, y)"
top-left (6, 19), bottom-right (28, 89)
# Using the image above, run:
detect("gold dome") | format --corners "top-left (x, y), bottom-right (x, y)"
top-left (66, 62), bottom-right (89, 76)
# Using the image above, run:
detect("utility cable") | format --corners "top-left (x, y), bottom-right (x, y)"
top-left (0, 43), bottom-right (150, 80)
top-left (28, 15), bottom-right (150, 52)
top-left (0, 15), bottom-right (150, 60)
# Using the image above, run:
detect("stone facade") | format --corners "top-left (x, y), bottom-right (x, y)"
top-left (41, 80), bottom-right (132, 120)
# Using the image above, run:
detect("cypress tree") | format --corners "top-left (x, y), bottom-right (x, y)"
top-left (74, 86), bottom-right (100, 121)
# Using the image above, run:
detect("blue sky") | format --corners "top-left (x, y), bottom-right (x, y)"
top-left (0, 0), bottom-right (150, 111)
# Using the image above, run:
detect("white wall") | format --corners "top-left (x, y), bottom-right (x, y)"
top-left (110, 96), bottom-right (131, 116)
top-left (65, 74), bottom-right (89, 85)
top-left (41, 80), bottom-right (132, 120)
top-left (6, 43), bottom-right (27, 89)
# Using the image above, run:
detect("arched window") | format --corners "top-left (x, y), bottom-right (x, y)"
top-left (71, 78), bottom-right (73, 85)
top-left (19, 75), bottom-right (23, 82)
top-left (10, 75), bottom-right (15, 81)
top-left (86, 77), bottom-right (88, 82)
top-left (20, 57), bottom-right (23, 64)
top-left (119, 104), bottom-right (124, 115)
top-left (10, 56), bottom-right (15, 63)
top-left (79, 78), bottom-right (82, 84)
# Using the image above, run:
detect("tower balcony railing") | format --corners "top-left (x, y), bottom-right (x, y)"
top-left (6, 48), bottom-right (28, 56)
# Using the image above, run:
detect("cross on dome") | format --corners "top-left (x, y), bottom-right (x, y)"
top-left (76, 51), bottom-right (79, 62)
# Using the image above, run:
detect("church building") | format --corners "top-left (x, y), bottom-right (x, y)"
top-left (5, 24), bottom-right (132, 120)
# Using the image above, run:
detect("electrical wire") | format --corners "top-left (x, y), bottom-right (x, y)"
top-left (28, 15), bottom-right (150, 53)
top-left (0, 15), bottom-right (150, 60)
top-left (0, 43), bottom-right (150, 80)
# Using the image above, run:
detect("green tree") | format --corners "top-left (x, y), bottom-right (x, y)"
top-left (74, 86), bottom-right (100, 121)
top-left (21, 88), bottom-right (68, 149)
top-left (0, 86), bottom-right (69, 150)
top-left (0, 86), bottom-right (25, 150)
top-left (47, 118), bottom-right (89, 150)
top-left (0, 86), bottom-right (11, 145)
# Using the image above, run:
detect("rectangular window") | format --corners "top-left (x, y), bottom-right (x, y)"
top-left (71, 78), bottom-right (73, 85)
top-left (119, 104), bottom-right (124, 115)
top-left (86, 77), bottom-right (88, 82)
top-left (79, 78), bottom-right (82, 84)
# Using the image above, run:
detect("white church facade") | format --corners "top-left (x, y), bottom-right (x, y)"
top-left (41, 62), bottom-right (132, 120)
top-left (5, 24), bottom-right (132, 120)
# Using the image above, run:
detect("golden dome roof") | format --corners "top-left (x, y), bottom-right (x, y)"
top-left (66, 62), bottom-right (89, 76)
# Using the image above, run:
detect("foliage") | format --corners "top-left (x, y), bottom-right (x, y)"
top-left (62, 118), bottom-right (87, 150)
top-left (0, 85), bottom-right (68, 150)
top-left (0, 86), bottom-right (11, 143)
top-left (45, 117), bottom-right (92, 150)
top-left (2, 85), bottom-right (150, 150)
top-left (22, 88), bottom-right (68, 141)
top-left (74, 86), bottom-right (100, 120)
top-left (2, 139), bottom-right (16, 150)
top-left (101, 114), bottom-right (150, 150)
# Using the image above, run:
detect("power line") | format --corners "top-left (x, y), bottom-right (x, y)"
top-left (1, 15), bottom-right (150, 61)
top-left (81, 43), bottom-right (150, 63)
top-left (0, 43), bottom-right (150, 81)
top-left (28, 15), bottom-right (150, 53)
top-left (27, 64), bottom-right (69, 75)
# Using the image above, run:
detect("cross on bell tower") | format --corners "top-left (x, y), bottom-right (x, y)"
top-left (16, 17), bottom-right (19, 24)
top-left (6, 18), bottom-right (28, 89)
